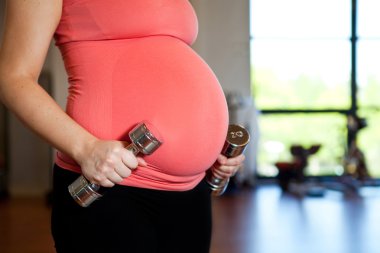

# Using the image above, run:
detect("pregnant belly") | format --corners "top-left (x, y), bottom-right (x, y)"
top-left (63, 36), bottom-right (228, 178)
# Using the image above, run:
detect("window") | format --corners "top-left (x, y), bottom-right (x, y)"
top-left (258, 114), bottom-right (346, 177)
top-left (251, 0), bottom-right (351, 110)
top-left (250, 0), bottom-right (380, 177)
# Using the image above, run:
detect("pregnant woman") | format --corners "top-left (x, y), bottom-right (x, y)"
top-left (0, 1), bottom-right (245, 252)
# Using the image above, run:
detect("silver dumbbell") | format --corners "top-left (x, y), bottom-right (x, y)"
top-left (206, 124), bottom-right (250, 196)
top-left (68, 122), bottom-right (163, 207)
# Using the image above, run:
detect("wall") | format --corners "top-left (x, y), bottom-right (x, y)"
top-left (1, 0), bottom-right (252, 196)
top-left (191, 0), bottom-right (251, 95)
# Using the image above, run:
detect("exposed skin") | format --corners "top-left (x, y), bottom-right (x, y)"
top-left (0, 0), bottom-right (244, 188)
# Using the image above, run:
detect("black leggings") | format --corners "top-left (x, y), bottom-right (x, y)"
top-left (51, 164), bottom-right (212, 253)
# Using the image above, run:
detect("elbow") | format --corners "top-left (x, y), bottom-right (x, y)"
top-left (0, 66), bottom-right (34, 106)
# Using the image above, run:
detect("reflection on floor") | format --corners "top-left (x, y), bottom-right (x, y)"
top-left (1, 183), bottom-right (380, 253)
top-left (0, 197), bottom-right (55, 253)
top-left (211, 183), bottom-right (380, 253)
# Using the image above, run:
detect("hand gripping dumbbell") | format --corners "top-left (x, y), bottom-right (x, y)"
top-left (206, 124), bottom-right (250, 196)
top-left (68, 122), bottom-right (163, 207)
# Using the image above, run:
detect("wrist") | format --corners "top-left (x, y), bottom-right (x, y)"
top-left (71, 134), bottom-right (98, 165)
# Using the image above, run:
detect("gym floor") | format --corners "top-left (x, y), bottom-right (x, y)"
top-left (1, 183), bottom-right (380, 253)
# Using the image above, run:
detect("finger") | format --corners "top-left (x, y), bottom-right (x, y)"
top-left (213, 169), bottom-right (230, 179)
top-left (91, 176), bottom-right (115, 188)
top-left (105, 169), bottom-right (124, 184)
top-left (214, 164), bottom-right (241, 178)
top-left (90, 165), bottom-right (122, 187)
top-left (121, 149), bottom-right (139, 170)
top-left (232, 166), bottom-right (242, 176)
top-left (212, 165), bottom-right (232, 178)
top-left (113, 161), bottom-right (132, 178)
top-left (99, 179), bottom-right (115, 188)
top-left (137, 157), bottom-right (147, 167)
top-left (224, 154), bottom-right (245, 166)
top-left (217, 154), bottom-right (228, 165)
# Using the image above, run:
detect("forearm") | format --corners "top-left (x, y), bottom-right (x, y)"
top-left (0, 0), bottom-right (93, 161)
top-left (0, 74), bottom-right (97, 163)
top-left (0, 73), bottom-right (141, 186)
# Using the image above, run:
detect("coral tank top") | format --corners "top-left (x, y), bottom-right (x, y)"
top-left (54, 0), bottom-right (229, 191)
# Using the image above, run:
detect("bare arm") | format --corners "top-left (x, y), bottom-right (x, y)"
top-left (0, 0), bottom-right (140, 187)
